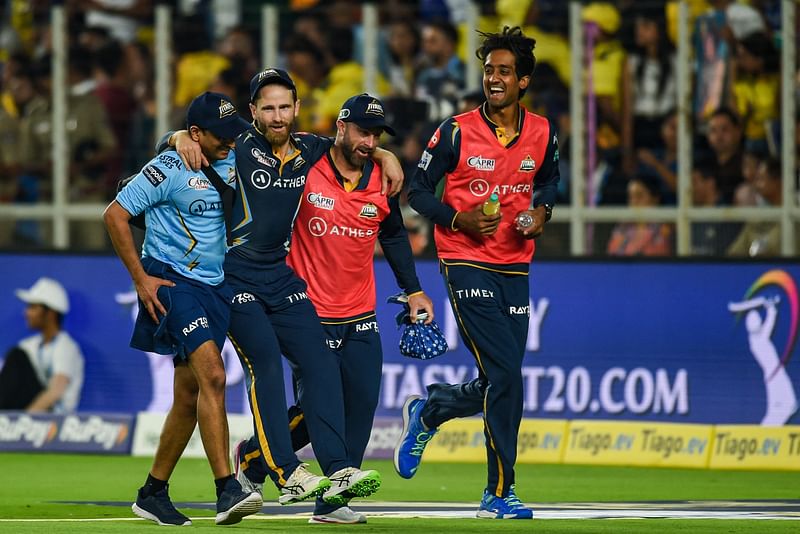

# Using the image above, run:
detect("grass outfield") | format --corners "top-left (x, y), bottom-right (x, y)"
top-left (0, 453), bottom-right (798, 532)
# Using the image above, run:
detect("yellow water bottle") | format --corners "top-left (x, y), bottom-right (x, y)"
top-left (482, 193), bottom-right (500, 215)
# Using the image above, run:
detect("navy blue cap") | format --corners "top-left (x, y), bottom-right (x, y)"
top-left (249, 68), bottom-right (296, 102)
top-left (337, 93), bottom-right (396, 136)
top-left (186, 92), bottom-right (250, 140)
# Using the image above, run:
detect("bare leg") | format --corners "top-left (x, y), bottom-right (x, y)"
top-left (150, 362), bottom-right (199, 480)
top-left (188, 340), bottom-right (231, 478)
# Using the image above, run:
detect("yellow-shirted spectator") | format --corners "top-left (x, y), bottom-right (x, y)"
top-left (311, 27), bottom-right (390, 134)
top-left (173, 51), bottom-right (230, 108)
top-left (583, 2), bottom-right (626, 150)
top-left (731, 32), bottom-right (779, 148)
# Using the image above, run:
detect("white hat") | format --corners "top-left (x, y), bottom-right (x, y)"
top-left (15, 277), bottom-right (70, 314)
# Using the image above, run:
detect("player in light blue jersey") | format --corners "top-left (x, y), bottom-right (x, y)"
top-left (104, 92), bottom-right (262, 526)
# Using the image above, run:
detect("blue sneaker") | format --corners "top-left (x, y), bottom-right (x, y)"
top-left (132, 485), bottom-right (192, 526)
top-left (215, 478), bottom-right (263, 525)
top-left (393, 395), bottom-right (438, 479)
top-left (476, 487), bottom-right (534, 519)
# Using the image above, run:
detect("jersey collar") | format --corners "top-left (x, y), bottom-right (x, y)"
top-left (479, 102), bottom-right (525, 148)
top-left (326, 150), bottom-right (374, 191)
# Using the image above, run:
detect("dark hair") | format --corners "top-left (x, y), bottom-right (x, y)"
top-left (425, 20), bottom-right (459, 46)
top-left (94, 41), bottom-right (123, 77)
top-left (476, 26), bottom-right (536, 97)
top-left (738, 32), bottom-right (779, 73)
top-left (327, 27), bottom-right (354, 63)
top-left (284, 33), bottom-right (326, 65)
top-left (632, 173), bottom-right (662, 200)
top-left (710, 106), bottom-right (741, 128)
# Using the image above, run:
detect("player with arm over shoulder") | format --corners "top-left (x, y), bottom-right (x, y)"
top-left (395, 26), bottom-right (560, 520)
top-left (232, 94), bottom-right (434, 524)
top-left (104, 92), bottom-right (262, 526)
top-left (162, 70), bottom-right (405, 509)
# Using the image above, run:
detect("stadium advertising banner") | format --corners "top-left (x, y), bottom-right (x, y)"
top-left (0, 412), bottom-right (133, 454)
top-left (0, 254), bottom-right (798, 429)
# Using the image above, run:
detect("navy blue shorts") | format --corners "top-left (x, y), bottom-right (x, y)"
top-left (130, 257), bottom-right (232, 361)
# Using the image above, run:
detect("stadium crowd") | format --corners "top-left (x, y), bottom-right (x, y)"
top-left (0, 0), bottom-right (797, 256)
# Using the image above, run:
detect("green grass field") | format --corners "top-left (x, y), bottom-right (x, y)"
top-left (0, 453), bottom-right (798, 532)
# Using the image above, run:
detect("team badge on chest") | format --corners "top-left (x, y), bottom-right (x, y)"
top-left (519, 155), bottom-right (536, 172)
top-left (359, 203), bottom-right (378, 218)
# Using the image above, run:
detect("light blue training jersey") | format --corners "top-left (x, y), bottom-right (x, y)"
top-left (116, 150), bottom-right (237, 285)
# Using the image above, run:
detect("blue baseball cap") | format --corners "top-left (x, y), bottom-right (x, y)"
top-left (186, 92), bottom-right (250, 140)
top-left (337, 93), bottom-right (396, 136)
top-left (249, 68), bottom-right (296, 102)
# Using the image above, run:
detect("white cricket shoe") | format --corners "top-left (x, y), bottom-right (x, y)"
top-left (322, 467), bottom-right (381, 506)
top-left (278, 463), bottom-right (331, 505)
top-left (309, 506), bottom-right (367, 524)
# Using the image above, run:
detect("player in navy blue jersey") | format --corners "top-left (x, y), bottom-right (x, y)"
top-left (105, 92), bottom-right (262, 526)
top-left (162, 70), bottom-right (404, 507)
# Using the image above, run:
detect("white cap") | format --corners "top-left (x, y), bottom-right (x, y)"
top-left (15, 277), bottom-right (70, 314)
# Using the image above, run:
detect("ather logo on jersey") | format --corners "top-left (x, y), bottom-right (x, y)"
top-left (469, 179), bottom-right (490, 197)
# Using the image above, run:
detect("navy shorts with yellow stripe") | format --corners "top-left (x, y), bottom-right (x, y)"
top-left (130, 256), bottom-right (232, 360)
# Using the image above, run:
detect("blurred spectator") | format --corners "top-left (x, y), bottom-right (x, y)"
top-left (76, 0), bottom-right (153, 44)
top-left (730, 32), bottom-right (779, 154)
top-left (216, 25), bottom-right (260, 92)
top-left (283, 34), bottom-right (327, 133)
top-left (93, 39), bottom-right (136, 182)
top-left (691, 164), bottom-right (738, 255)
top-left (702, 106), bottom-right (744, 204)
top-left (415, 20), bottom-right (465, 122)
top-left (637, 110), bottom-right (678, 205)
top-left (0, 277), bottom-right (84, 413)
top-left (621, 6), bottom-right (676, 167)
top-left (386, 19), bottom-right (420, 97)
top-left (403, 210), bottom-right (431, 257)
top-left (582, 2), bottom-right (626, 153)
top-left (734, 148), bottom-right (764, 206)
top-left (606, 174), bottom-right (674, 256)
top-left (311, 26), bottom-right (390, 134)
top-left (18, 47), bottom-right (117, 248)
top-left (172, 15), bottom-right (230, 107)
top-left (727, 157), bottom-right (787, 256)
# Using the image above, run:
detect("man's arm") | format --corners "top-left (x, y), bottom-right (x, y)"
top-left (103, 200), bottom-right (174, 322)
top-left (372, 147), bottom-right (404, 197)
top-left (407, 120), bottom-right (460, 228)
top-left (26, 374), bottom-right (70, 413)
top-left (378, 197), bottom-right (433, 323)
top-left (516, 119), bottom-right (561, 239)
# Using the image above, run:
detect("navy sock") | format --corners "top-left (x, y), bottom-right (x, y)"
top-left (142, 473), bottom-right (167, 497)
top-left (215, 474), bottom-right (234, 498)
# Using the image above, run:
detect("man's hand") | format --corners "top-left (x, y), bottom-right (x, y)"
top-left (134, 274), bottom-right (175, 324)
top-left (514, 205), bottom-right (546, 239)
top-left (453, 204), bottom-right (502, 238)
top-left (172, 130), bottom-right (207, 170)
top-left (374, 147), bottom-right (404, 196)
top-left (408, 292), bottom-right (434, 325)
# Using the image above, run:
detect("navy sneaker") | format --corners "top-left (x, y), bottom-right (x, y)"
top-left (476, 487), bottom-right (534, 519)
top-left (393, 395), bottom-right (438, 479)
top-left (131, 485), bottom-right (191, 526)
top-left (215, 478), bottom-right (263, 525)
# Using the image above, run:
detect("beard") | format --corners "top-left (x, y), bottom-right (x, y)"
top-left (342, 137), bottom-right (372, 168)
top-left (256, 118), bottom-right (293, 147)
